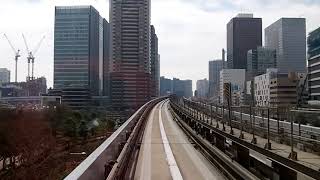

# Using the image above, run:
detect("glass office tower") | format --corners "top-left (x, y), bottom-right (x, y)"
top-left (227, 14), bottom-right (262, 70)
top-left (54, 6), bottom-right (109, 96)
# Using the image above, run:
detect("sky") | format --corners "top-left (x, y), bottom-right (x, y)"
top-left (0, 0), bottom-right (320, 90)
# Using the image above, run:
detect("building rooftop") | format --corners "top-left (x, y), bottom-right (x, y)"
top-left (236, 13), bottom-right (253, 18)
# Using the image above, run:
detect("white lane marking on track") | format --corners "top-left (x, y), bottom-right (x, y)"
top-left (159, 101), bottom-right (184, 180)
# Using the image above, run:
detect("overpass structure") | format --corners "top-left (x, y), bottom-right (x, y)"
top-left (64, 96), bottom-right (320, 180)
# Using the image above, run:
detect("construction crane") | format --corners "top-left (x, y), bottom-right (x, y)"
top-left (3, 34), bottom-right (20, 83)
top-left (22, 34), bottom-right (45, 81)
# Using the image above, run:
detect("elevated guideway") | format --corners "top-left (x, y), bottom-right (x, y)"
top-left (134, 100), bottom-right (227, 180)
top-left (64, 96), bottom-right (320, 180)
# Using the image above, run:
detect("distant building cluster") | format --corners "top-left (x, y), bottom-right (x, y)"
top-left (2, 5), bottom-right (320, 110)
top-left (160, 77), bottom-right (192, 98)
top-left (204, 13), bottom-right (319, 107)
top-left (0, 77), bottom-right (47, 107)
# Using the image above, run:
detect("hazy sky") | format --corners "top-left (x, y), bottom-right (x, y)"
top-left (0, 0), bottom-right (320, 89)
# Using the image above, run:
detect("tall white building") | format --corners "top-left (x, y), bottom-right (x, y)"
top-left (196, 78), bottom-right (209, 98)
top-left (265, 18), bottom-right (306, 73)
top-left (220, 69), bottom-right (245, 104)
top-left (0, 68), bottom-right (10, 84)
top-left (254, 68), bottom-right (278, 107)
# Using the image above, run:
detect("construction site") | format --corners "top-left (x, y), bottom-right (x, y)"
top-left (0, 34), bottom-right (47, 108)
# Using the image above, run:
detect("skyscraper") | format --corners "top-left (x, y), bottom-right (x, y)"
top-left (110, 0), bottom-right (151, 110)
top-left (308, 27), bottom-right (320, 100)
top-left (227, 14), bottom-right (262, 69)
top-left (196, 78), bottom-right (209, 98)
top-left (265, 18), bottom-right (306, 73)
top-left (54, 6), bottom-right (109, 96)
top-left (103, 20), bottom-right (110, 97)
top-left (247, 46), bottom-right (277, 78)
top-left (151, 25), bottom-right (160, 98)
top-left (208, 60), bottom-right (223, 98)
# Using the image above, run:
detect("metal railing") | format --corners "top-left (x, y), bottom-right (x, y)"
top-left (171, 97), bottom-right (320, 180)
top-left (64, 97), bottom-right (167, 180)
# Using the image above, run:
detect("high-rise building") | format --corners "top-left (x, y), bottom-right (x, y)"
top-left (151, 25), bottom-right (160, 98)
top-left (227, 14), bottom-right (262, 69)
top-left (160, 76), bottom-right (172, 96)
top-left (0, 68), bottom-right (10, 84)
top-left (196, 78), bottom-right (209, 98)
top-left (173, 78), bottom-right (192, 98)
top-left (308, 27), bottom-right (320, 100)
top-left (110, 0), bottom-right (151, 110)
top-left (208, 60), bottom-right (223, 98)
top-left (54, 6), bottom-right (109, 96)
top-left (103, 19), bottom-right (111, 97)
top-left (220, 69), bottom-right (246, 104)
top-left (265, 18), bottom-right (306, 73)
top-left (247, 47), bottom-right (277, 78)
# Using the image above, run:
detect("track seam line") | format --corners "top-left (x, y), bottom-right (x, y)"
top-left (159, 101), bottom-right (184, 180)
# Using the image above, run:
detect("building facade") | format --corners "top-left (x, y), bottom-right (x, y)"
top-left (160, 76), bottom-right (172, 96)
top-left (265, 18), bottom-right (306, 73)
top-left (47, 87), bottom-right (90, 109)
top-left (308, 27), bottom-right (320, 100)
top-left (247, 47), bottom-right (277, 78)
top-left (270, 73), bottom-right (300, 107)
top-left (0, 77), bottom-right (47, 98)
top-left (220, 69), bottom-right (246, 104)
top-left (54, 6), bottom-right (109, 96)
top-left (227, 14), bottom-right (262, 69)
top-left (208, 60), bottom-right (223, 98)
top-left (0, 68), bottom-right (10, 84)
top-left (196, 78), bottom-right (209, 98)
top-left (110, 0), bottom-right (151, 110)
top-left (254, 69), bottom-right (278, 107)
top-left (172, 78), bottom-right (192, 98)
top-left (151, 25), bottom-right (160, 98)
top-left (103, 19), bottom-right (111, 97)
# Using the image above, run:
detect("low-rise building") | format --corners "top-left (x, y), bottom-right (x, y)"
top-left (0, 68), bottom-right (10, 84)
top-left (47, 87), bottom-right (90, 109)
top-left (0, 77), bottom-right (47, 98)
top-left (270, 73), bottom-right (299, 107)
top-left (254, 68), bottom-right (278, 106)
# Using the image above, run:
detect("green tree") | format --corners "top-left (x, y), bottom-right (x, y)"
top-left (63, 117), bottom-right (77, 138)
